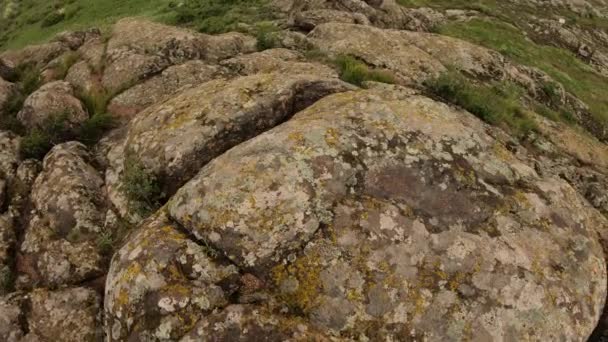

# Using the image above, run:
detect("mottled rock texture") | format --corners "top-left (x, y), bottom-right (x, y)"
top-left (18, 142), bottom-right (106, 288)
top-left (0, 0), bottom-right (608, 339)
top-left (17, 81), bottom-right (87, 131)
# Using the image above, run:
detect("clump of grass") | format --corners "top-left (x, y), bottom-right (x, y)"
top-left (19, 112), bottom-right (72, 160)
top-left (55, 51), bottom-right (81, 80)
top-left (121, 156), bottom-right (163, 217)
top-left (169, 0), bottom-right (273, 34)
top-left (41, 11), bottom-right (65, 28)
top-left (255, 23), bottom-right (280, 51)
top-left (425, 70), bottom-right (537, 136)
top-left (334, 55), bottom-right (396, 86)
top-left (9, 63), bottom-right (42, 96)
top-left (77, 113), bottom-right (115, 146)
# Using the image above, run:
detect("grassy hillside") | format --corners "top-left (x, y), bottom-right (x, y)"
top-left (0, 0), bottom-right (271, 51)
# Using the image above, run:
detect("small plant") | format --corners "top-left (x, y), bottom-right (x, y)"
top-left (96, 230), bottom-right (114, 256)
top-left (55, 51), bottom-right (81, 80)
top-left (19, 112), bottom-right (72, 160)
top-left (0, 266), bottom-right (13, 294)
top-left (334, 55), bottom-right (396, 86)
top-left (13, 64), bottom-right (42, 96)
top-left (121, 156), bottom-right (163, 216)
top-left (256, 24), bottom-right (279, 51)
top-left (77, 113), bottom-right (115, 146)
top-left (41, 11), bottom-right (65, 27)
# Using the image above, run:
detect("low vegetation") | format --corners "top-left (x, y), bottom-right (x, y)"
top-left (170, 0), bottom-right (273, 34)
top-left (121, 156), bottom-right (163, 217)
top-left (334, 55), bottom-right (396, 86)
top-left (0, 0), bottom-right (272, 50)
top-left (425, 70), bottom-right (536, 135)
top-left (19, 112), bottom-right (71, 159)
top-left (438, 19), bottom-right (608, 124)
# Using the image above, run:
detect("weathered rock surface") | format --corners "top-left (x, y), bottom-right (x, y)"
top-left (0, 78), bottom-right (18, 115)
top-left (105, 70), bottom-right (352, 221)
top-left (180, 305), bottom-right (330, 341)
top-left (105, 210), bottom-right (239, 341)
top-left (102, 18), bottom-right (256, 94)
top-left (0, 42), bottom-right (67, 69)
top-left (221, 48), bottom-right (336, 77)
top-left (17, 142), bottom-right (106, 288)
top-left (17, 81), bottom-right (88, 131)
top-left (0, 59), bottom-right (14, 80)
top-left (27, 287), bottom-right (102, 341)
top-left (166, 88), bottom-right (606, 340)
top-left (107, 60), bottom-right (224, 119)
top-left (0, 292), bottom-right (25, 342)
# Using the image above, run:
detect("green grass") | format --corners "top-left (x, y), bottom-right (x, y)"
top-left (438, 19), bottom-right (608, 124)
top-left (0, 0), bottom-right (174, 50)
top-left (0, 0), bottom-right (273, 50)
top-left (121, 156), bottom-right (163, 217)
top-left (334, 55), bottom-right (396, 86)
top-left (425, 70), bottom-right (537, 136)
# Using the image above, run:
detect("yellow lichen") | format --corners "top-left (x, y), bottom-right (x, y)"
top-left (324, 128), bottom-right (339, 146)
top-left (272, 252), bottom-right (323, 313)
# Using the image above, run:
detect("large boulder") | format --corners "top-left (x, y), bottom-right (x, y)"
top-left (17, 81), bottom-right (88, 132)
top-left (105, 70), bottom-right (352, 222)
top-left (0, 42), bottom-right (67, 69)
top-left (107, 60), bottom-right (224, 119)
top-left (102, 18), bottom-right (256, 94)
top-left (162, 88), bottom-right (606, 340)
top-left (0, 78), bottom-right (19, 116)
top-left (104, 211), bottom-right (239, 341)
top-left (0, 287), bottom-right (101, 342)
top-left (27, 287), bottom-right (102, 341)
top-left (0, 293), bottom-right (25, 341)
top-left (17, 142), bottom-right (106, 288)
top-left (308, 22), bottom-right (507, 85)
top-left (220, 48), bottom-right (336, 77)
top-left (0, 59), bottom-right (15, 81)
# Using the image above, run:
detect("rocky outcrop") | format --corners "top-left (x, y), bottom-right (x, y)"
top-left (105, 211), bottom-right (239, 341)
top-left (0, 78), bottom-right (18, 115)
top-left (107, 60), bottom-right (224, 119)
top-left (101, 18), bottom-right (256, 95)
top-left (0, 288), bottom-right (102, 341)
top-left (148, 88), bottom-right (606, 340)
top-left (105, 70), bottom-right (352, 221)
top-left (1, 0), bottom-right (608, 339)
top-left (17, 81), bottom-right (87, 131)
top-left (17, 142), bottom-right (106, 288)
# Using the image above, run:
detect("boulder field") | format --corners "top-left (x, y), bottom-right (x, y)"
top-left (1, 0), bottom-right (608, 341)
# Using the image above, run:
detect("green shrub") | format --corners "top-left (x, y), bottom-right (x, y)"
top-left (14, 64), bottom-right (42, 95)
top-left (19, 112), bottom-right (72, 160)
top-left (77, 113), bottom-right (115, 146)
top-left (121, 156), bottom-right (163, 216)
top-left (256, 24), bottom-right (279, 51)
top-left (425, 70), bottom-right (537, 136)
top-left (20, 130), bottom-right (54, 160)
top-left (334, 55), bottom-right (396, 86)
top-left (41, 11), bottom-right (65, 27)
top-left (55, 51), bottom-right (81, 80)
top-left (169, 0), bottom-right (273, 34)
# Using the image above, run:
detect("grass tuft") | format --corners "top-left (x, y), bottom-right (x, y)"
top-left (425, 70), bottom-right (537, 136)
top-left (121, 156), bottom-right (163, 217)
top-left (334, 55), bottom-right (395, 86)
